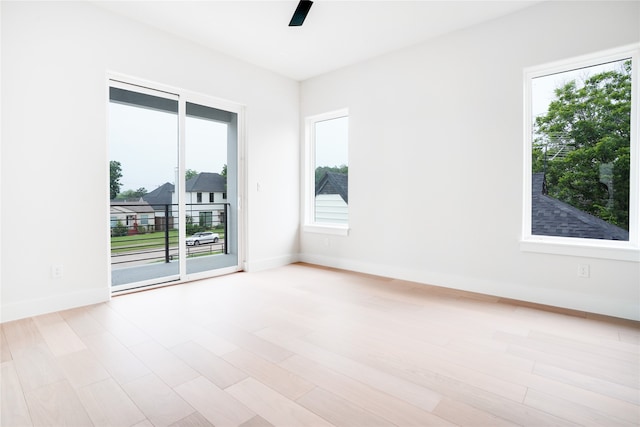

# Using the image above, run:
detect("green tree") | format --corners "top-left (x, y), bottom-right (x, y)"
top-left (110, 161), bottom-right (123, 200)
top-left (185, 169), bottom-right (199, 180)
top-left (221, 164), bottom-right (227, 178)
top-left (534, 60), bottom-right (631, 229)
top-left (118, 187), bottom-right (147, 199)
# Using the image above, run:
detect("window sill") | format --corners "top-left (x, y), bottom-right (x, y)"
top-left (303, 224), bottom-right (350, 236)
top-left (520, 238), bottom-right (640, 262)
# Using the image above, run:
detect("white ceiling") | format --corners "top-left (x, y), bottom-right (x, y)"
top-left (94, 1), bottom-right (540, 81)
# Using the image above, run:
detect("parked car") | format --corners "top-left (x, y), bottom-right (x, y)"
top-left (186, 231), bottom-right (219, 246)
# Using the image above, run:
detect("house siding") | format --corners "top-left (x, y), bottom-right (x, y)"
top-left (315, 194), bottom-right (348, 224)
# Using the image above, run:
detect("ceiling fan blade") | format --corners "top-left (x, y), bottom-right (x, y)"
top-left (289, 0), bottom-right (313, 26)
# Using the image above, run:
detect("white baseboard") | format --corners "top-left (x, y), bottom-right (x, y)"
top-left (1, 287), bottom-right (110, 323)
top-left (298, 253), bottom-right (640, 321)
top-left (244, 253), bottom-right (300, 273)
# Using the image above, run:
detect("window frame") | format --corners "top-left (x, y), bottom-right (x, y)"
top-left (303, 109), bottom-right (350, 235)
top-left (521, 44), bottom-right (639, 262)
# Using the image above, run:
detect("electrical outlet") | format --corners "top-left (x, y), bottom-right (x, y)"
top-left (51, 264), bottom-right (64, 279)
top-left (577, 264), bottom-right (590, 278)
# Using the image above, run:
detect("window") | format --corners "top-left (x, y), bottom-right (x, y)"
top-left (209, 193), bottom-right (215, 203)
top-left (197, 192), bottom-right (202, 203)
top-left (304, 109), bottom-right (349, 234)
top-left (523, 45), bottom-right (639, 261)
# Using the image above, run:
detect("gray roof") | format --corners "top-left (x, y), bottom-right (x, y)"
top-left (531, 173), bottom-right (628, 240)
top-left (110, 200), bottom-right (155, 214)
top-left (185, 172), bottom-right (226, 193)
top-left (142, 182), bottom-right (174, 207)
top-left (316, 172), bottom-right (348, 203)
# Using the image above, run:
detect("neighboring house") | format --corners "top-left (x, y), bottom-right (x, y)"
top-left (142, 182), bottom-right (174, 211)
top-left (315, 172), bottom-right (348, 224)
top-left (173, 172), bottom-right (228, 228)
top-left (142, 182), bottom-right (175, 231)
top-left (531, 173), bottom-right (628, 240)
top-left (110, 200), bottom-right (156, 233)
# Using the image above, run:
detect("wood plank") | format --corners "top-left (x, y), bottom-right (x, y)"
top-left (24, 380), bottom-right (93, 427)
top-left (524, 388), bottom-right (639, 427)
top-left (523, 371), bottom-right (640, 424)
top-left (129, 340), bottom-right (199, 387)
top-left (122, 373), bottom-right (195, 427)
top-left (82, 331), bottom-right (151, 384)
top-left (528, 329), bottom-right (639, 364)
top-left (303, 328), bottom-right (528, 403)
top-left (205, 322), bottom-right (293, 363)
top-left (533, 361), bottom-right (640, 405)
top-left (259, 328), bottom-right (443, 412)
top-left (32, 312), bottom-right (87, 356)
top-left (12, 343), bottom-right (66, 392)
top-left (238, 416), bottom-right (275, 427)
top-left (174, 376), bottom-right (255, 427)
top-left (296, 386), bottom-right (395, 427)
top-left (1, 326), bottom-right (12, 363)
top-left (1, 361), bottom-right (33, 427)
top-left (277, 333), bottom-right (574, 427)
top-left (190, 327), bottom-right (238, 356)
top-left (77, 377), bottom-right (146, 427)
top-left (171, 341), bottom-right (248, 389)
top-left (222, 348), bottom-right (315, 400)
top-left (57, 348), bottom-right (111, 389)
top-left (432, 397), bottom-right (520, 427)
top-left (85, 303), bottom-right (151, 347)
top-left (169, 412), bottom-right (215, 427)
top-left (59, 305), bottom-right (106, 337)
top-left (503, 337), bottom-right (638, 388)
top-left (2, 318), bottom-right (47, 356)
top-left (280, 354), bottom-right (455, 426)
top-left (226, 377), bottom-right (336, 427)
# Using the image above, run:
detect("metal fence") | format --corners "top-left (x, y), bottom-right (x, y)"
top-left (110, 203), bottom-right (229, 268)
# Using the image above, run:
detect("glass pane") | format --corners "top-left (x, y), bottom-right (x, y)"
top-left (185, 102), bottom-right (238, 274)
top-left (314, 116), bottom-right (349, 224)
top-left (109, 87), bottom-right (180, 287)
top-left (531, 59), bottom-right (631, 241)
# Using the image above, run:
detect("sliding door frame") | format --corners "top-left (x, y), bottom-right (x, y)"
top-left (107, 72), bottom-right (246, 293)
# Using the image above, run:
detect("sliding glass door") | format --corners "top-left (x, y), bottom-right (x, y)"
top-left (184, 102), bottom-right (238, 274)
top-left (108, 79), bottom-right (241, 291)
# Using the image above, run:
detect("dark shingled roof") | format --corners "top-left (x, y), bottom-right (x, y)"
top-left (316, 172), bottom-right (348, 203)
top-left (531, 173), bottom-right (628, 240)
top-left (185, 172), bottom-right (226, 193)
top-left (142, 182), bottom-right (174, 208)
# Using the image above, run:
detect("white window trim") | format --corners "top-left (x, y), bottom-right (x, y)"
top-left (303, 109), bottom-right (349, 236)
top-left (521, 44), bottom-right (640, 262)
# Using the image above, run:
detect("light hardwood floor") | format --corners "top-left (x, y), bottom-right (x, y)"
top-left (1, 263), bottom-right (639, 426)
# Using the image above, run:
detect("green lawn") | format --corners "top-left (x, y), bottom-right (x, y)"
top-left (111, 230), bottom-right (225, 254)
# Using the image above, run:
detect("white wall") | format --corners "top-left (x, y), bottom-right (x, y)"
top-left (299, 1), bottom-right (640, 320)
top-left (1, 1), bottom-right (300, 321)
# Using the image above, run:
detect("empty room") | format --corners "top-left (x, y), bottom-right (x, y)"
top-left (1, 1), bottom-right (639, 426)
